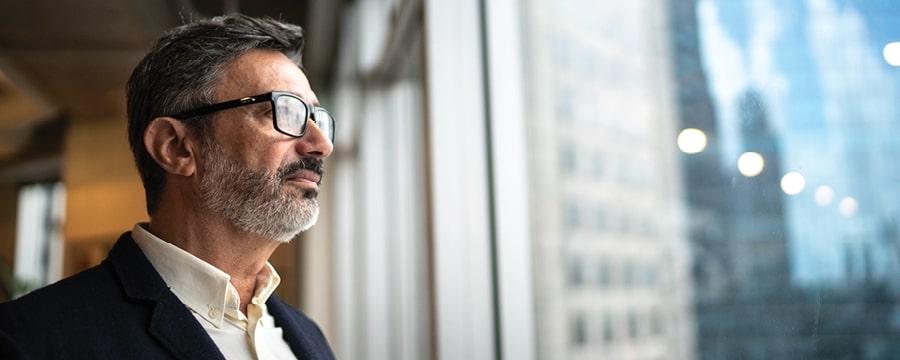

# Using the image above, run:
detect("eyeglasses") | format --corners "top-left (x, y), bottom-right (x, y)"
top-left (168, 91), bottom-right (335, 143)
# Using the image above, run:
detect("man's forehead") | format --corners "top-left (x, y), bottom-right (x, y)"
top-left (217, 49), bottom-right (316, 103)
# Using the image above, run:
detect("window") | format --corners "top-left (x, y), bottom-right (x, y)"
top-left (565, 201), bottom-right (581, 230)
top-left (568, 256), bottom-right (585, 286)
top-left (650, 308), bottom-right (664, 336)
top-left (560, 143), bottom-right (577, 174)
top-left (627, 310), bottom-right (639, 339)
top-left (520, 0), bottom-right (900, 358)
top-left (602, 311), bottom-right (615, 343)
top-left (13, 182), bottom-right (65, 296)
top-left (333, 0), bottom-right (900, 359)
top-left (572, 312), bottom-right (588, 346)
top-left (622, 260), bottom-right (635, 288)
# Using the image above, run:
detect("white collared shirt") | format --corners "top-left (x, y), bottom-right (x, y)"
top-left (132, 223), bottom-right (297, 360)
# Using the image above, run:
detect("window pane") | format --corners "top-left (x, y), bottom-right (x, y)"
top-left (521, 0), bottom-right (900, 359)
top-left (13, 182), bottom-right (65, 297)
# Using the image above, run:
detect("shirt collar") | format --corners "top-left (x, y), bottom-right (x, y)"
top-left (131, 223), bottom-right (281, 328)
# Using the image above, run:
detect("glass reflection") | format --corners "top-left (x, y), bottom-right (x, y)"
top-left (525, 0), bottom-right (900, 358)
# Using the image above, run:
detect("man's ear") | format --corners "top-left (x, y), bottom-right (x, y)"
top-left (143, 117), bottom-right (197, 177)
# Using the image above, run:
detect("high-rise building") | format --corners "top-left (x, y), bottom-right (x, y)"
top-left (677, 0), bottom-right (900, 358)
top-left (522, 0), bottom-right (695, 358)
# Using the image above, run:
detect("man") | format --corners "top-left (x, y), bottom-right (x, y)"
top-left (0, 14), bottom-right (336, 359)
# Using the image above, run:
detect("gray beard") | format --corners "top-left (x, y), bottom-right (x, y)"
top-left (198, 141), bottom-right (320, 242)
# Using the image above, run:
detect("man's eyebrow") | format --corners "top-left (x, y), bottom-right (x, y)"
top-left (302, 95), bottom-right (321, 106)
top-left (281, 90), bottom-right (319, 106)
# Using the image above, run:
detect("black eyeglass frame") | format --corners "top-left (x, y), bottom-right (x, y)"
top-left (167, 91), bottom-right (335, 142)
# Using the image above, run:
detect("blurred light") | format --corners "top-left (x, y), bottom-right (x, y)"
top-left (839, 197), bottom-right (858, 217)
top-left (814, 185), bottom-right (834, 206)
top-left (737, 152), bottom-right (764, 177)
top-left (781, 172), bottom-right (805, 195)
top-left (677, 128), bottom-right (707, 154)
top-left (884, 42), bottom-right (900, 66)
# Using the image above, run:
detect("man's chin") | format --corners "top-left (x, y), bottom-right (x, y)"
top-left (271, 203), bottom-right (320, 243)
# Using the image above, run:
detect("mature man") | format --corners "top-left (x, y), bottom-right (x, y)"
top-left (0, 14), bottom-right (335, 359)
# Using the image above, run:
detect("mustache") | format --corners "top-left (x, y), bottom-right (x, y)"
top-left (278, 158), bottom-right (325, 183)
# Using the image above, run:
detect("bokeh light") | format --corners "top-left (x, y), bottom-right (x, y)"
top-left (737, 152), bottom-right (764, 177)
top-left (780, 172), bottom-right (805, 195)
top-left (814, 185), bottom-right (834, 206)
top-left (839, 197), bottom-right (858, 217)
top-left (884, 42), bottom-right (900, 66)
top-left (677, 128), bottom-right (707, 154)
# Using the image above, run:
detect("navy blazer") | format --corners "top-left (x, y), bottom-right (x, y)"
top-left (0, 232), bottom-right (335, 359)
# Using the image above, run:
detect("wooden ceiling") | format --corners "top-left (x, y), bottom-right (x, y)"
top-left (0, 0), bottom-right (342, 180)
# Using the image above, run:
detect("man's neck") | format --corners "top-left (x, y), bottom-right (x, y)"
top-left (147, 214), bottom-right (281, 314)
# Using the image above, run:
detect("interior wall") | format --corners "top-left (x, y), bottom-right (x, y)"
top-left (62, 115), bottom-right (147, 276)
top-left (0, 182), bottom-right (18, 301)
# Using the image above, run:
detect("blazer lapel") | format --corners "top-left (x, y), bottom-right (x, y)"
top-left (106, 233), bottom-right (226, 360)
top-left (146, 299), bottom-right (226, 360)
top-left (268, 295), bottom-right (335, 360)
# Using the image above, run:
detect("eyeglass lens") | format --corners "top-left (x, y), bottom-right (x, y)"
top-left (313, 108), bottom-right (334, 141)
top-left (274, 95), bottom-right (334, 141)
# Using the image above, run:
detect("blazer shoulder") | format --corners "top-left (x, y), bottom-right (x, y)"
top-left (0, 260), bottom-right (118, 314)
top-left (0, 232), bottom-right (159, 326)
top-left (0, 260), bottom-right (123, 358)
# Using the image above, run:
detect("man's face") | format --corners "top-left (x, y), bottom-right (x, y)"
top-left (195, 49), bottom-right (334, 242)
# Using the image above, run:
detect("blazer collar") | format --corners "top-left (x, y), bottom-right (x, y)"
top-left (105, 232), bottom-right (226, 360)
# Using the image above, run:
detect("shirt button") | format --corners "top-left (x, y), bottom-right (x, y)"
top-left (209, 308), bottom-right (220, 318)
